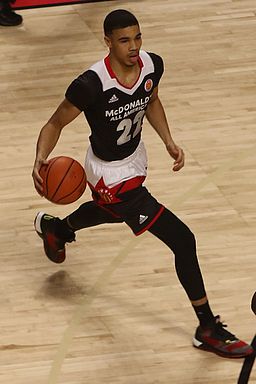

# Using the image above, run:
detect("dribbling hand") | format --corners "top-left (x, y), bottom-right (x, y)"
top-left (32, 158), bottom-right (49, 195)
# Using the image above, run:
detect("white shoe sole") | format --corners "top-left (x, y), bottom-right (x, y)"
top-left (193, 337), bottom-right (203, 348)
top-left (34, 211), bottom-right (45, 234)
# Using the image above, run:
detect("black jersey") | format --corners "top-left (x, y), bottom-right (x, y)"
top-left (65, 50), bottom-right (164, 161)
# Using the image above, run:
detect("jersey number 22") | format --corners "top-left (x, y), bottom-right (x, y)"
top-left (117, 110), bottom-right (145, 145)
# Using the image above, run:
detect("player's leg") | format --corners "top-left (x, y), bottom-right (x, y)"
top-left (237, 292), bottom-right (256, 383)
top-left (0, 0), bottom-right (23, 26)
top-left (64, 200), bottom-right (123, 230)
top-left (121, 186), bottom-right (253, 358)
top-left (148, 208), bottom-right (208, 308)
top-left (148, 207), bottom-right (253, 358)
top-left (251, 291), bottom-right (256, 315)
top-left (34, 201), bottom-right (123, 263)
top-left (35, 141), bottom-right (147, 264)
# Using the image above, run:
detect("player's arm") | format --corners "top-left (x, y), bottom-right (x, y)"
top-left (145, 86), bottom-right (184, 171)
top-left (32, 98), bottom-right (81, 193)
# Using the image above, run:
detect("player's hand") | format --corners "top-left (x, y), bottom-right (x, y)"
top-left (32, 158), bottom-right (48, 195)
top-left (166, 142), bottom-right (185, 171)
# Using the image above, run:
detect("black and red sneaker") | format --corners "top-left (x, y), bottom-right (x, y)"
top-left (0, 2), bottom-right (23, 26)
top-left (34, 212), bottom-right (75, 263)
top-left (193, 316), bottom-right (254, 358)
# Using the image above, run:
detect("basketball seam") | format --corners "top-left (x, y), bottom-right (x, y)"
top-left (51, 159), bottom-right (75, 201)
top-left (45, 157), bottom-right (59, 198)
top-left (56, 167), bottom-right (86, 203)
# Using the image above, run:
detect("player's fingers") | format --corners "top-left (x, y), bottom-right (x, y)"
top-left (32, 158), bottom-right (49, 194)
top-left (173, 162), bottom-right (183, 171)
top-left (34, 182), bottom-right (43, 195)
top-left (173, 149), bottom-right (185, 171)
top-left (32, 169), bottom-right (44, 195)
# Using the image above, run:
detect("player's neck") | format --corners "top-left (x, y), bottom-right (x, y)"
top-left (108, 55), bottom-right (140, 87)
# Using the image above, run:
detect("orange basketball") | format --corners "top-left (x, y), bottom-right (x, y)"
top-left (39, 156), bottom-right (86, 204)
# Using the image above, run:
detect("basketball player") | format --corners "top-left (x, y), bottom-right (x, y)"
top-left (32, 9), bottom-right (253, 359)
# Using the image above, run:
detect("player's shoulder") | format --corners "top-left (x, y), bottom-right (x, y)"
top-left (89, 57), bottom-right (119, 92)
top-left (65, 64), bottom-right (103, 109)
top-left (75, 67), bottom-right (102, 88)
top-left (140, 50), bottom-right (164, 70)
top-left (89, 58), bottom-right (106, 77)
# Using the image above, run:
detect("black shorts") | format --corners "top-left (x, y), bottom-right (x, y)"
top-left (96, 186), bottom-right (164, 236)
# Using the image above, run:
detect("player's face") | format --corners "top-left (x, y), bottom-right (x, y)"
top-left (105, 25), bottom-right (142, 67)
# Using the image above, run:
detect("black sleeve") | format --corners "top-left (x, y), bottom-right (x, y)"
top-left (148, 52), bottom-right (164, 86)
top-left (65, 70), bottom-right (101, 111)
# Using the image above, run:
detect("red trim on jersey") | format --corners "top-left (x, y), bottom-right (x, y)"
top-left (135, 205), bottom-right (165, 236)
top-left (88, 176), bottom-right (146, 205)
top-left (118, 176), bottom-right (146, 194)
top-left (104, 56), bottom-right (116, 79)
top-left (104, 55), bottom-right (144, 90)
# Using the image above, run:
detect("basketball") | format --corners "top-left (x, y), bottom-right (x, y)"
top-left (39, 156), bottom-right (87, 204)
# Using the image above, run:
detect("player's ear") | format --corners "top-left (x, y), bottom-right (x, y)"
top-left (104, 36), bottom-right (112, 49)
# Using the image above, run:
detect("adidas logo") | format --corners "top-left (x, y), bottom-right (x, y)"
top-left (108, 94), bottom-right (119, 103)
top-left (139, 214), bottom-right (148, 225)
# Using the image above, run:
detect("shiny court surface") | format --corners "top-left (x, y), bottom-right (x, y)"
top-left (1, 1), bottom-right (255, 383)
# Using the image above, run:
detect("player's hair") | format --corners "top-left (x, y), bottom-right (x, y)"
top-left (103, 9), bottom-right (139, 36)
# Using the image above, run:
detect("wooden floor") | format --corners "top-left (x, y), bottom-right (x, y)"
top-left (1, 0), bottom-right (255, 383)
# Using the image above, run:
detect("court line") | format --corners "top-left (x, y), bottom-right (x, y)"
top-left (47, 238), bottom-right (138, 384)
top-left (47, 143), bottom-right (256, 384)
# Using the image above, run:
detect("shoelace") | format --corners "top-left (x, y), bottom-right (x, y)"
top-left (214, 316), bottom-right (237, 341)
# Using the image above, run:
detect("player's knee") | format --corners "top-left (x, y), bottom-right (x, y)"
top-left (186, 228), bottom-right (196, 248)
top-left (176, 223), bottom-right (196, 251)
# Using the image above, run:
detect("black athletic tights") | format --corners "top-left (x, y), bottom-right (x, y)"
top-left (66, 202), bottom-right (206, 301)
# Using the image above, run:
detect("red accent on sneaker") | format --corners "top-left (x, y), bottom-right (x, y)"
top-left (44, 233), bottom-right (66, 263)
top-left (193, 316), bottom-right (254, 358)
